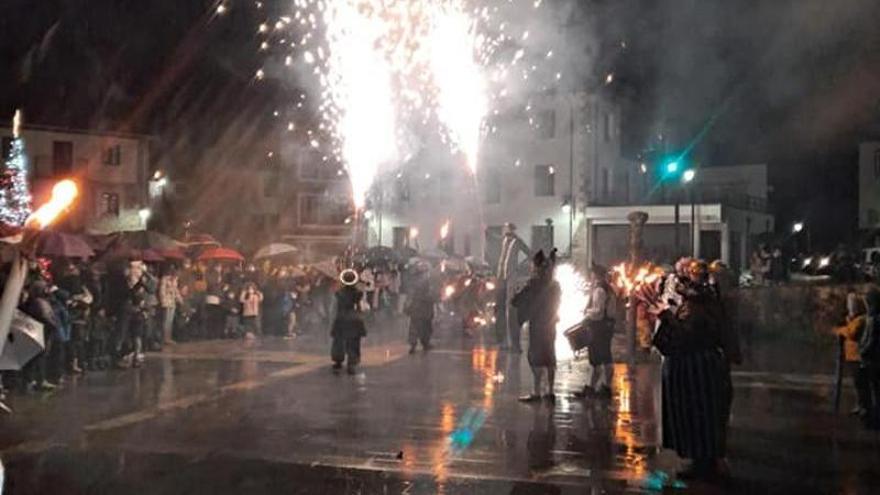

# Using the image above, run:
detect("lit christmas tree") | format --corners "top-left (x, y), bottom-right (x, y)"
top-left (0, 110), bottom-right (32, 226)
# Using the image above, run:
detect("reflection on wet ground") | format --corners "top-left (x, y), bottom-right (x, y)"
top-left (1, 320), bottom-right (879, 494)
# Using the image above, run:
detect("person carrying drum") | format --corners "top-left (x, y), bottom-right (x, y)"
top-left (575, 264), bottom-right (615, 399)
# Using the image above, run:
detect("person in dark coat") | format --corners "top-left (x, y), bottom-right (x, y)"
top-left (512, 249), bottom-right (561, 402)
top-left (406, 263), bottom-right (436, 353)
top-left (331, 269), bottom-right (367, 374)
top-left (652, 260), bottom-right (732, 481)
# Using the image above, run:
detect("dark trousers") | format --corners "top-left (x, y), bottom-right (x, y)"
top-left (494, 280), bottom-right (508, 345)
top-left (331, 336), bottom-right (361, 367)
top-left (409, 317), bottom-right (433, 349)
top-left (857, 364), bottom-right (880, 427)
top-left (851, 362), bottom-right (871, 411)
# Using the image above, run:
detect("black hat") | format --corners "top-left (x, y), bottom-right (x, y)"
top-left (533, 250), bottom-right (545, 266)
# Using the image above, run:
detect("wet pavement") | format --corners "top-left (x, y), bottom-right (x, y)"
top-left (1, 316), bottom-right (880, 494)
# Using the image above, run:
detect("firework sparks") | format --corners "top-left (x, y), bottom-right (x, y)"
top-left (554, 263), bottom-right (588, 361)
top-left (252, 0), bottom-right (557, 208)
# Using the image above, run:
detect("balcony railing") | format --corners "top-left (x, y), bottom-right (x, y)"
top-left (592, 188), bottom-right (768, 212)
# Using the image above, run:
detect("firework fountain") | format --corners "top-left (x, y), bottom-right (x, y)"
top-left (249, 0), bottom-right (564, 208)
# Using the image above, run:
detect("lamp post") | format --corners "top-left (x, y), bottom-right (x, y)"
top-left (683, 169), bottom-right (696, 257)
top-left (793, 221), bottom-right (811, 253)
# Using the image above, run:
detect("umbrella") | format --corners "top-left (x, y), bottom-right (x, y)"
top-left (421, 248), bottom-right (449, 260)
top-left (396, 246), bottom-right (420, 260)
top-left (364, 246), bottom-right (399, 266)
top-left (182, 233), bottom-right (221, 249)
top-left (198, 247), bottom-right (244, 262)
top-left (37, 231), bottom-right (95, 259)
top-left (0, 310), bottom-right (45, 370)
top-left (118, 230), bottom-right (182, 250)
top-left (311, 260), bottom-right (339, 279)
top-left (254, 242), bottom-right (299, 260)
top-left (157, 247), bottom-right (186, 260)
top-left (141, 249), bottom-right (165, 262)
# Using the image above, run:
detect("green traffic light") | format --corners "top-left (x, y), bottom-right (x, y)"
top-left (665, 161), bottom-right (679, 174)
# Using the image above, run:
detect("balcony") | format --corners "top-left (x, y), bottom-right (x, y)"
top-left (593, 187), bottom-right (768, 212)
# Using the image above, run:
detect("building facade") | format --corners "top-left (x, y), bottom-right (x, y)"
top-left (1, 124), bottom-right (151, 232)
top-left (585, 164), bottom-right (775, 271)
top-left (370, 90), bottom-right (629, 269)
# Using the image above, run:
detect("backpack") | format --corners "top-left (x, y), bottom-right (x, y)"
top-left (859, 315), bottom-right (880, 364)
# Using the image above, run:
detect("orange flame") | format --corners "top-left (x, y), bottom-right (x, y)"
top-left (610, 262), bottom-right (664, 301)
top-left (26, 179), bottom-right (78, 229)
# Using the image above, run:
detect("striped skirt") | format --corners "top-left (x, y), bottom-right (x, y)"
top-left (661, 348), bottom-right (732, 460)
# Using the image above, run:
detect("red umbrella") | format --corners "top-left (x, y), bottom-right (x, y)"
top-left (183, 233), bottom-right (221, 248)
top-left (198, 247), bottom-right (244, 262)
top-left (157, 247), bottom-right (186, 260)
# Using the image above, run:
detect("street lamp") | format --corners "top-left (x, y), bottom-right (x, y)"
top-left (681, 169), bottom-right (697, 256)
top-left (792, 221), bottom-right (811, 253)
top-left (682, 169), bottom-right (696, 183)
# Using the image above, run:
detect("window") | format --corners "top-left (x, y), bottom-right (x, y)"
top-left (534, 165), bottom-right (555, 196)
top-left (52, 141), bottom-right (73, 175)
top-left (1, 137), bottom-right (12, 160)
top-left (100, 192), bottom-right (120, 216)
top-left (394, 175), bottom-right (410, 202)
top-left (602, 168), bottom-right (610, 199)
top-left (603, 112), bottom-right (614, 142)
top-left (263, 171), bottom-right (280, 197)
top-left (299, 194), bottom-right (351, 226)
top-left (874, 149), bottom-right (880, 179)
top-left (103, 144), bottom-right (121, 166)
top-left (485, 168), bottom-right (501, 204)
top-left (538, 109), bottom-right (556, 139)
top-left (298, 152), bottom-right (339, 180)
top-left (392, 227), bottom-right (410, 250)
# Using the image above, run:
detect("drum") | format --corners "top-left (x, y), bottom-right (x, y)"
top-left (563, 321), bottom-right (591, 352)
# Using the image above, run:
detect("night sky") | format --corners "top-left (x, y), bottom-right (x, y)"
top-left (1, 0), bottom-right (879, 248)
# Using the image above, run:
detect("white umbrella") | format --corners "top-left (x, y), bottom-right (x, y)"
top-left (0, 309), bottom-right (45, 370)
top-left (311, 260), bottom-right (338, 279)
top-left (254, 243), bottom-right (299, 260)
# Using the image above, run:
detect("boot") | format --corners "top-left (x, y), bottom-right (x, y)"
top-left (70, 359), bottom-right (84, 375)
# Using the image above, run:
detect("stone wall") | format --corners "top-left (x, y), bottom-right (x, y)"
top-left (729, 283), bottom-right (875, 373)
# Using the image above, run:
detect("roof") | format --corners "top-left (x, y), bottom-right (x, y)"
top-left (0, 123), bottom-right (153, 141)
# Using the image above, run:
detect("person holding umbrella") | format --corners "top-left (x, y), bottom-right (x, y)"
top-left (331, 269), bottom-right (367, 374)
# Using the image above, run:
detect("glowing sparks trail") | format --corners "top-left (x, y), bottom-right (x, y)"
top-left (255, 0), bottom-right (555, 208)
top-left (26, 180), bottom-right (78, 229)
top-left (554, 263), bottom-right (588, 361)
top-left (321, 0), bottom-right (399, 208)
top-left (426, 5), bottom-right (488, 174)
